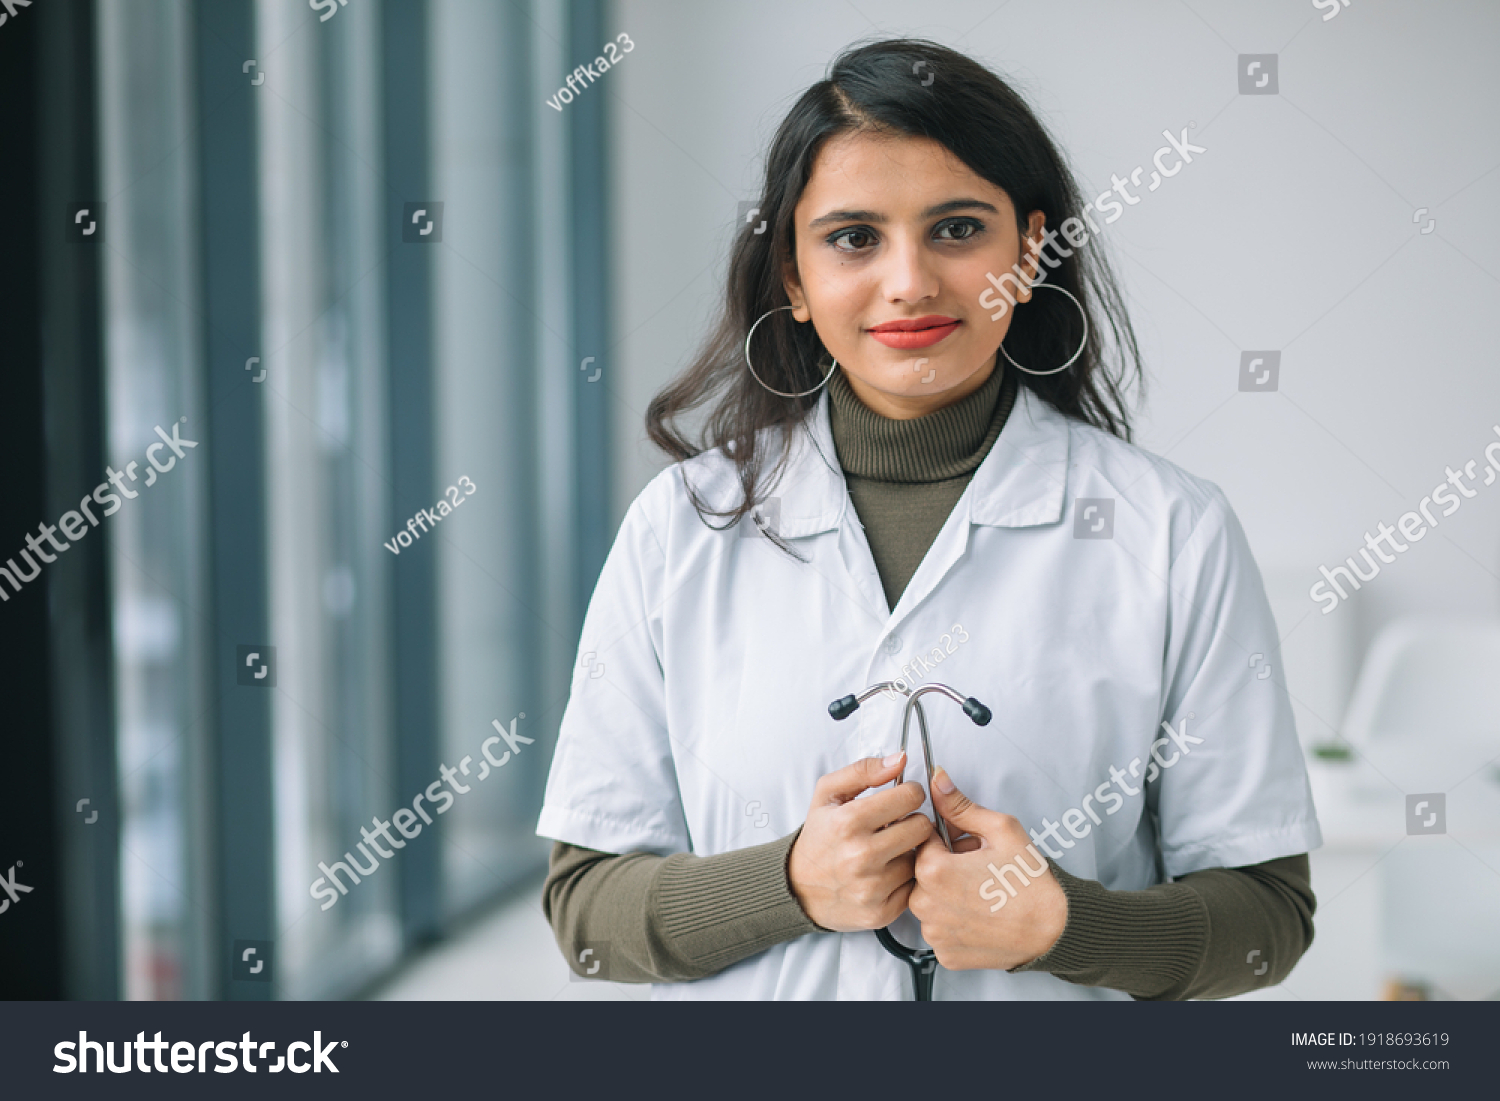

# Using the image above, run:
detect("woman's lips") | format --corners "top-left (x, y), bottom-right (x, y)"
top-left (868, 319), bottom-right (961, 349)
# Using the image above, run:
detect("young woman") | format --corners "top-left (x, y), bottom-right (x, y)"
top-left (537, 38), bottom-right (1320, 1000)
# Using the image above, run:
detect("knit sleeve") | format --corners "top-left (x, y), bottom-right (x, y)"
top-left (542, 832), bottom-right (823, 983)
top-left (1011, 853), bottom-right (1315, 999)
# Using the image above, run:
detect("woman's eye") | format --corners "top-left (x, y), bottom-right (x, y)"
top-left (934, 218), bottom-right (983, 242)
top-left (829, 227), bottom-right (876, 252)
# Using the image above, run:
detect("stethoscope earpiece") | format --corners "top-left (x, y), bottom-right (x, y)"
top-left (827, 695), bottom-right (860, 721)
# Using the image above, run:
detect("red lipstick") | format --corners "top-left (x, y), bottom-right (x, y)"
top-left (867, 314), bottom-right (961, 350)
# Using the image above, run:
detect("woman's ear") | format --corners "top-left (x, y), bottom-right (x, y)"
top-left (1016, 210), bottom-right (1048, 303)
top-left (781, 262), bottom-right (811, 323)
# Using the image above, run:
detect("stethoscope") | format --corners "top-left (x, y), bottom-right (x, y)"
top-left (827, 681), bottom-right (992, 1001)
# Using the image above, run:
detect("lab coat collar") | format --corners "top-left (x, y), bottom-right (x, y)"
top-left (769, 381), bottom-right (1070, 539)
top-left (964, 383), bottom-right (1070, 529)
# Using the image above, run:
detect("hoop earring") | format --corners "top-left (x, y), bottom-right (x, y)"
top-left (744, 305), bottom-right (839, 398)
top-left (998, 282), bottom-right (1089, 377)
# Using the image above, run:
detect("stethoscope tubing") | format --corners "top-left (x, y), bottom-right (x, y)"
top-left (828, 682), bottom-right (992, 1000)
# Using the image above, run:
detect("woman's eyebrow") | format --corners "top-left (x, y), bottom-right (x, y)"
top-left (806, 198), bottom-right (1000, 229)
top-left (922, 198), bottom-right (1000, 218)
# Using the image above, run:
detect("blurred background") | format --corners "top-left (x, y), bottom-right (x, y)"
top-left (1, 0), bottom-right (1496, 1002)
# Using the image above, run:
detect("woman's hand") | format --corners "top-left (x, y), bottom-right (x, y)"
top-left (909, 768), bottom-right (1068, 971)
top-left (788, 752), bottom-right (935, 932)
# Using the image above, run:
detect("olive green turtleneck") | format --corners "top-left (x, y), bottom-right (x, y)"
top-left (542, 367), bottom-right (1314, 998)
top-left (827, 360), bottom-right (1017, 610)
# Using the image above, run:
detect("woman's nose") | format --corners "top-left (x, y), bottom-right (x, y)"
top-left (880, 234), bottom-right (940, 304)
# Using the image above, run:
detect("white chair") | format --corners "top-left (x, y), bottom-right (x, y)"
top-left (1344, 617), bottom-right (1500, 754)
top-left (1340, 617), bottom-right (1500, 999)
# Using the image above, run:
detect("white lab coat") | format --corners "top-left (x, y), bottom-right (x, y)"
top-left (537, 383), bottom-right (1322, 1000)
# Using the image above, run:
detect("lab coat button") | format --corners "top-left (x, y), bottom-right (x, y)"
top-left (884, 635), bottom-right (903, 655)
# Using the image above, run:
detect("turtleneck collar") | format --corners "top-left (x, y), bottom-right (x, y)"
top-left (827, 363), bottom-right (1017, 484)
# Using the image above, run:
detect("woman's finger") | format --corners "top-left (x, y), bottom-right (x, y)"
top-left (848, 780), bottom-right (929, 832)
top-left (869, 809), bottom-right (934, 862)
top-left (811, 753), bottom-right (907, 806)
top-left (880, 876), bottom-right (917, 924)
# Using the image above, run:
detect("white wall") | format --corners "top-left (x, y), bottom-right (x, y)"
top-left (604, 0), bottom-right (1500, 736)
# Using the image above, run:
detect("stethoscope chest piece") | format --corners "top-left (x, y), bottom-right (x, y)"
top-left (828, 681), bottom-right (992, 1001)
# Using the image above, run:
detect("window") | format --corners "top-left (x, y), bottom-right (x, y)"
top-left (92, 0), bottom-right (604, 1000)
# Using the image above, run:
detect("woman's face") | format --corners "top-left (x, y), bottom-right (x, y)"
top-left (783, 130), bottom-right (1045, 419)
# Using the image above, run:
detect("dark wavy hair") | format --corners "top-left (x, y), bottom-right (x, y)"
top-left (645, 37), bottom-right (1143, 542)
